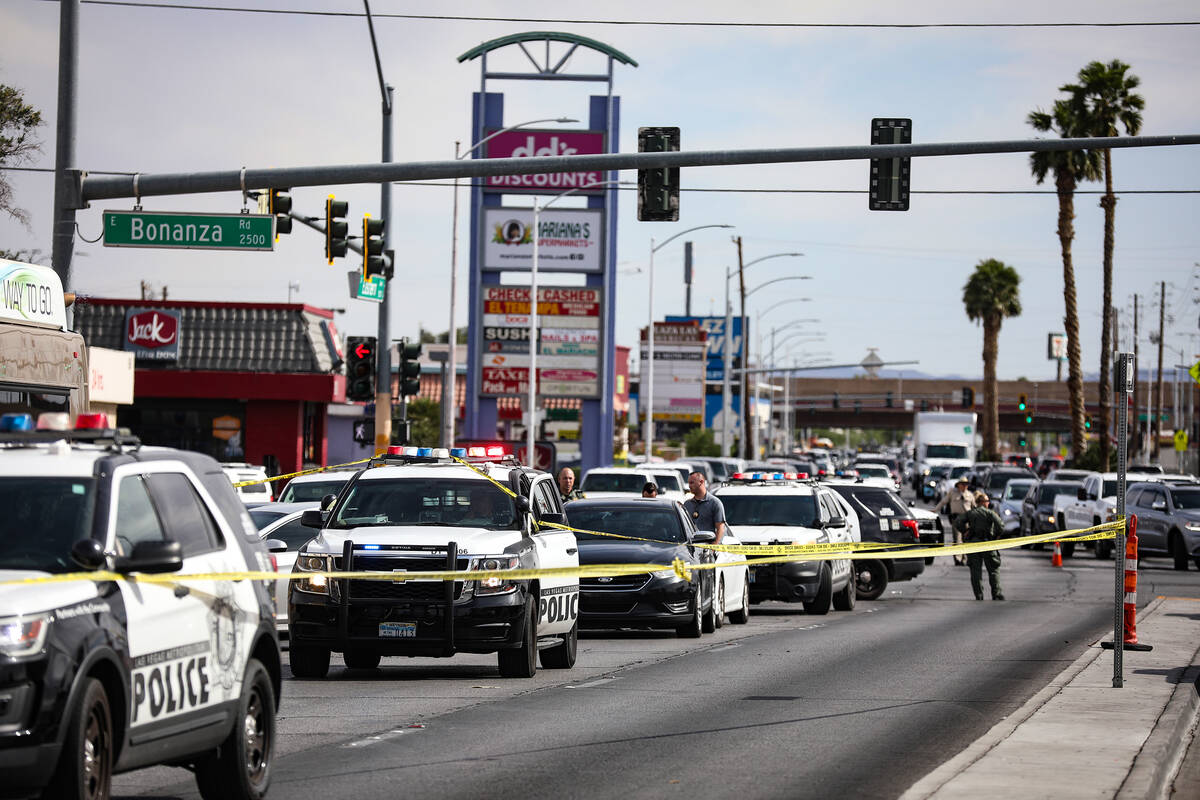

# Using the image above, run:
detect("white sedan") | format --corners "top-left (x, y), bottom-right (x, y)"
top-left (711, 530), bottom-right (751, 626)
top-left (249, 502), bottom-right (322, 631)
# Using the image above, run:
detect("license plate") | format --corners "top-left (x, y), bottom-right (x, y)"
top-left (378, 621), bottom-right (417, 638)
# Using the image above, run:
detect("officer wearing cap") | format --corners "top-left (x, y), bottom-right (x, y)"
top-left (955, 490), bottom-right (1005, 601)
top-left (935, 476), bottom-right (976, 565)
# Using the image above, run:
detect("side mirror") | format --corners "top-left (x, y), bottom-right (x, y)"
top-left (301, 509), bottom-right (325, 529)
top-left (1076, 487), bottom-right (1088, 501)
top-left (264, 538), bottom-right (288, 553)
top-left (825, 516), bottom-right (847, 529)
top-left (692, 531), bottom-right (717, 544)
top-left (514, 496), bottom-right (532, 514)
top-left (539, 512), bottom-right (565, 526)
top-left (1151, 500), bottom-right (1167, 512)
top-left (116, 540), bottom-right (183, 574)
top-left (1088, 492), bottom-right (1099, 501)
top-left (321, 493), bottom-right (337, 511)
top-left (70, 538), bottom-right (106, 570)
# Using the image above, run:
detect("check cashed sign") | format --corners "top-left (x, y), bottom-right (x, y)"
top-left (124, 308), bottom-right (182, 361)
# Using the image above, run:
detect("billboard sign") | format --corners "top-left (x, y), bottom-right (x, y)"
top-left (641, 322), bottom-right (707, 423)
top-left (665, 315), bottom-right (745, 382)
top-left (481, 129), bottom-right (607, 194)
top-left (123, 308), bottom-right (181, 361)
top-left (1047, 332), bottom-right (1068, 362)
top-left (481, 207), bottom-right (603, 273)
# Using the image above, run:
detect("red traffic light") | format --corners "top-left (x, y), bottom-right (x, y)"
top-left (354, 341), bottom-right (372, 359)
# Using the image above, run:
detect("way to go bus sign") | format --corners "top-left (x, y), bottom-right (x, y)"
top-left (102, 210), bottom-right (275, 251)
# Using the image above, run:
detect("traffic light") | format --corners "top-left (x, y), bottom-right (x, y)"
top-left (363, 215), bottom-right (385, 279)
top-left (961, 386), bottom-right (975, 408)
top-left (869, 118), bottom-right (912, 211)
top-left (325, 195), bottom-right (349, 264)
top-left (1018, 435), bottom-right (1028, 448)
top-left (345, 336), bottom-right (376, 402)
top-left (269, 188), bottom-right (292, 236)
top-left (1017, 393), bottom-right (1028, 411)
top-left (1025, 412), bottom-right (1034, 425)
top-left (398, 338), bottom-right (422, 399)
top-left (1085, 415), bottom-right (1093, 431)
top-left (637, 126), bottom-right (680, 221)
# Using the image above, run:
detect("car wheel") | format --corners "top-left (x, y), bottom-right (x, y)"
top-left (1057, 513), bottom-right (1066, 532)
top-left (42, 677), bottom-right (112, 800)
top-left (832, 572), bottom-right (856, 612)
top-left (1095, 540), bottom-right (1113, 560)
top-left (1171, 532), bottom-right (1190, 571)
top-left (540, 622), bottom-right (578, 669)
top-left (713, 579), bottom-right (725, 629)
top-left (676, 594), bottom-right (703, 638)
top-left (289, 643), bottom-right (330, 679)
top-left (498, 596), bottom-right (538, 678)
top-left (195, 658), bottom-right (275, 800)
top-left (728, 578), bottom-right (750, 625)
top-left (343, 649), bottom-right (381, 670)
top-left (701, 583), bottom-right (718, 634)
top-left (856, 560), bottom-right (889, 601)
top-left (803, 564), bottom-right (833, 615)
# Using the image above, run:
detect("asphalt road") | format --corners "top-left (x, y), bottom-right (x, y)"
top-left (114, 534), bottom-right (1200, 799)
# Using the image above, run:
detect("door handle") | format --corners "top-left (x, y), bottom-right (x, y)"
top-left (566, 548), bottom-right (577, 555)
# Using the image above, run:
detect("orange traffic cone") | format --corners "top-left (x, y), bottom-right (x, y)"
top-left (1051, 541), bottom-right (1063, 568)
top-left (1102, 514), bottom-right (1153, 652)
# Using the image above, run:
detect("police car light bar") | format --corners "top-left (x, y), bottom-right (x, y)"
top-left (729, 472), bottom-right (807, 482)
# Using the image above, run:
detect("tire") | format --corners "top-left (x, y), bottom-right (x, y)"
top-left (702, 581), bottom-right (720, 633)
top-left (1171, 532), bottom-right (1190, 571)
top-left (289, 643), bottom-right (330, 679)
top-left (1062, 541), bottom-right (1076, 558)
top-left (498, 596), bottom-right (538, 678)
top-left (195, 658), bottom-right (275, 800)
top-left (924, 556), bottom-right (935, 565)
top-left (1057, 514), bottom-right (1066, 532)
top-left (42, 677), bottom-right (112, 800)
top-left (1095, 540), bottom-right (1113, 560)
top-left (540, 622), bottom-right (577, 669)
top-left (714, 579), bottom-right (724, 629)
top-left (343, 649), bottom-right (381, 670)
top-left (676, 593), bottom-right (703, 638)
top-left (803, 564), bottom-right (833, 615)
top-left (856, 560), bottom-right (889, 601)
top-left (728, 578), bottom-right (750, 625)
top-left (832, 572), bottom-right (856, 611)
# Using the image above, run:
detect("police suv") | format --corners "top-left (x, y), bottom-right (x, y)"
top-left (713, 472), bottom-right (859, 614)
top-left (0, 414), bottom-right (282, 800)
top-left (288, 447), bottom-right (580, 679)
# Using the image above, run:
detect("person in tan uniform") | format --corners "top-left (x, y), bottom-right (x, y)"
top-left (935, 477), bottom-right (975, 565)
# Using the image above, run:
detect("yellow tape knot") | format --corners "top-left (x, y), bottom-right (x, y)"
top-left (672, 557), bottom-right (692, 582)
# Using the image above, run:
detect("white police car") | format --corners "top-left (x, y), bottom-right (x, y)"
top-left (0, 413), bottom-right (282, 800)
top-left (714, 472), bottom-right (859, 614)
top-left (288, 447), bottom-right (580, 679)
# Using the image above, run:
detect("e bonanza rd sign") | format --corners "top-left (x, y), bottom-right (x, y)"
top-left (103, 210), bottom-right (275, 251)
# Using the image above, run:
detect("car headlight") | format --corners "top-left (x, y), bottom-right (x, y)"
top-left (1186, 522), bottom-right (1200, 531)
top-left (0, 614), bottom-right (50, 658)
top-left (1002, 508), bottom-right (1014, 517)
top-left (651, 568), bottom-right (682, 580)
top-left (469, 555), bottom-right (521, 595)
top-left (294, 553), bottom-right (332, 594)
top-left (1046, 515), bottom-right (1056, 524)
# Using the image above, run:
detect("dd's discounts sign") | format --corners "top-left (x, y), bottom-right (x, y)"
top-left (479, 286), bottom-right (603, 398)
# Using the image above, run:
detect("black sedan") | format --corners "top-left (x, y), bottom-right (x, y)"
top-left (567, 498), bottom-right (718, 637)
top-left (1020, 480), bottom-right (1083, 540)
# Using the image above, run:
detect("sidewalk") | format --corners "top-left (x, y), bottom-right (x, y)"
top-left (903, 596), bottom-right (1200, 800)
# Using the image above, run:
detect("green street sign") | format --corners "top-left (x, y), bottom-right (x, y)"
top-left (102, 210), bottom-right (275, 251)
top-left (347, 270), bottom-right (385, 303)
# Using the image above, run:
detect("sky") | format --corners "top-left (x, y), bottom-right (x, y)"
top-left (1, 0), bottom-right (1198, 383)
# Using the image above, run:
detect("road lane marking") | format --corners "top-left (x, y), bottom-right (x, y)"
top-left (566, 677), bottom-right (622, 689)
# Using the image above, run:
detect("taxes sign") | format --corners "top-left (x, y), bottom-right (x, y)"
top-left (103, 210), bottom-right (275, 251)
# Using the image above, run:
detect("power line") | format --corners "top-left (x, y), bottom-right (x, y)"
top-left (67, 2), bottom-right (1200, 28)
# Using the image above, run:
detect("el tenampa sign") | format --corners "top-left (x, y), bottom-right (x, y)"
top-left (482, 129), bottom-right (607, 194)
top-left (123, 308), bottom-right (181, 361)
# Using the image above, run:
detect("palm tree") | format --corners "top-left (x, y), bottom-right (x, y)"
top-left (1028, 100), bottom-right (1101, 460)
top-left (963, 259), bottom-right (1022, 459)
top-left (1062, 60), bottom-right (1144, 468)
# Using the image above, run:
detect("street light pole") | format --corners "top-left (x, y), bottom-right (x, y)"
top-left (643, 224), bottom-right (735, 459)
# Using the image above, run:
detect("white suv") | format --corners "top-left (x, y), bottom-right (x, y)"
top-left (713, 474), bottom-right (859, 614)
top-left (0, 418), bottom-right (282, 800)
top-left (287, 448), bottom-right (580, 678)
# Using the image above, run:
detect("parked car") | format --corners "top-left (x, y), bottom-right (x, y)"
top-left (1056, 472), bottom-right (1131, 558)
top-left (633, 467), bottom-right (690, 500)
top-left (909, 504), bottom-right (946, 564)
top-left (688, 456), bottom-right (747, 482)
top-left (853, 463), bottom-right (900, 491)
top-left (221, 461), bottom-right (275, 504)
top-left (1126, 482), bottom-right (1200, 570)
top-left (249, 502), bottom-right (322, 631)
top-left (1020, 480), bottom-right (1084, 540)
top-left (663, 460), bottom-right (714, 484)
top-left (568, 498), bottom-right (723, 635)
top-left (932, 465), bottom-right (973, 504)
top-left (581, 467), bottom-right (667, 498)
top-left (973, 466), bottom-right (1038, 504)
top-left (826, 483), bottom-right (925, 600)
top-left (276, 469), bottom-right (355, 503)
top-left (996, 479), bottom-right (1037, 536)
top-left (1035, 454), bottom-right (1064, 478)
top-left (1045, 468), bottom-right (1093, 483)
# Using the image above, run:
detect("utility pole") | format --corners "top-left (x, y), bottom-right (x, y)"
top-left (365, 1), bottom-right (393, 452)
top-left (683, 241), bottom-right (693, 317)
top-left (736, 236), bottom-right (748, 459)
top-left (1132, 294), bottom-right (1140, 458)
top-left (1154, 281), bottom-right (1166, 459)
top-left (50, 0), bottom-right (79, 291)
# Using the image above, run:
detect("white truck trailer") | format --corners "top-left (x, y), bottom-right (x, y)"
top-left (911, 411), bottom-right (977, 491)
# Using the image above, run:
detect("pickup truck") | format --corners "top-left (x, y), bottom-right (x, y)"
top-left (1054, 472), bottom-right (1122, 559)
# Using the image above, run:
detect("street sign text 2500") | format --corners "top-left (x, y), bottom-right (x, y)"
top-left (103, 211), bottom-right (275, 251)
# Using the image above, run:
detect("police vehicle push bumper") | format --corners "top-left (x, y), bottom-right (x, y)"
top-left (288, 542), bottom-right (534, 657)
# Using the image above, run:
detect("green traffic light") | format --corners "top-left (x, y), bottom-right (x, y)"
top-left (1025, 414), bottom-right (1033, 424)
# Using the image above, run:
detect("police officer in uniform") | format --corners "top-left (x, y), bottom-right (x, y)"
top-left (954, 490), bottom-right (1005, 601)
top-left (558, 467), bottom-right (585, 503)
top-left (935, 477), bottom-right (976, 565)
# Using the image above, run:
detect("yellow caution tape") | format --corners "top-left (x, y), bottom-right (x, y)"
top-left (231, 457), bottom-right (373, 489)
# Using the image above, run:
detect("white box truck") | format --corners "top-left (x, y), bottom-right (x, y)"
top-left (911, 411), bottom-right (977, 491)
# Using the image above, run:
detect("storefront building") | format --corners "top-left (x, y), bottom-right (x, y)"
top-left (74, 299), bottom-right (344, 475)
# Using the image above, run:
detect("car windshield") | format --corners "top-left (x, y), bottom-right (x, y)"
top-left (857, 465), bottom-right (890, 478)
top-left (928, 466), bottom-right (950, 478)
top-left (721, 494), bottom-right (819, 527)
top-left (582, 473), bottom-right (647, 493)
top-left (1004, 481), bottom-right (1035, 500)
top-left (568, 508), bottom-right (685, 543)
top-left (331, 479), bottom-right (517, 529)
top-left (986, 472), bottom-right (1025, 489)
top-left (1039, 484), bottom-right (1079, 503)
top-left (948, 466), bottom-right (971, 478)
top-left (249, 509), bottom-right (288, 529)
top-left (1170, 489), bottom-right (1200, 509)
top-left (704, 461), bottom-right (730, 480)
top-left (237, 480), bottom-right (271, 496)
top-left (1102, 480), bottom-right (1119, 498)
top-left (0, 477), bottom-right (97, 573)
top-left (927, 444), bottom-right (969, 459)
top-left (278, 478), bottom-right (349, 503)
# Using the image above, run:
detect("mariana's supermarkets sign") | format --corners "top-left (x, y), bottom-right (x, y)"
top-left (103, 210), bottom-right (275, 251)
top-left (0, 259), bottom-right (67, 330)
top-left (481, 207), bottom-right (603, 273)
